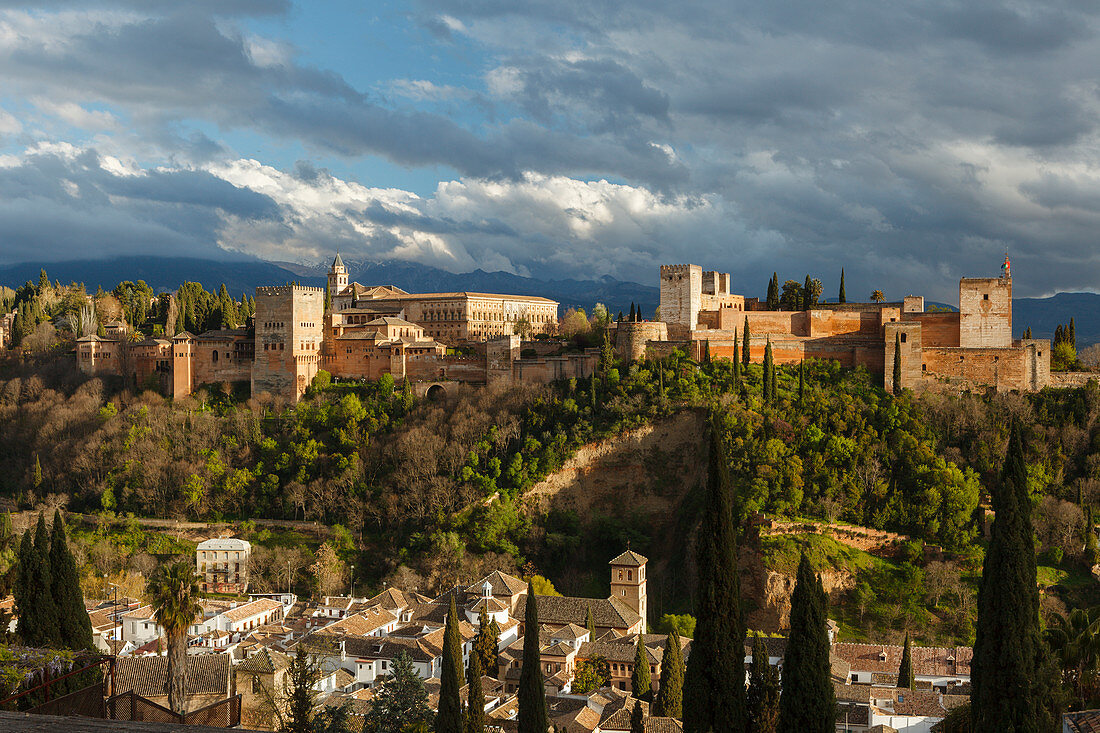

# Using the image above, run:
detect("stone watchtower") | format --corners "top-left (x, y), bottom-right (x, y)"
top-left (609, 550), bottom-right (648, 624)
top-left (252, 285), bottom-right (324, 403)
top-left (659, 264), bottom-right (702, 340)
top-left (328, 253), bottom-right (349, 308)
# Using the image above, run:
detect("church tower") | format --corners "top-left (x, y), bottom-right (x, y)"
top-left (609, 550), bottom-right (648, 624)
top-left (328, 252), bottom-right (348, 310)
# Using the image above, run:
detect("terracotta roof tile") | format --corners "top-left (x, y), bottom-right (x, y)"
top-left (114, 654), bottom-right (230, 698)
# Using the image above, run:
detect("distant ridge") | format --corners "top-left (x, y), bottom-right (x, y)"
top-left (3, 256), bottom-right (1094, 344)
top-left (0, 256), bottom-right (659, 317)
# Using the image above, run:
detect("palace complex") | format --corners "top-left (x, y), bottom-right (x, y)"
top-left (615, 256), bottom-right (1052, 393)
top-left (74, 254), bottom-right (1051, 400)
top-left (77, 256), bottom-right (593, 402)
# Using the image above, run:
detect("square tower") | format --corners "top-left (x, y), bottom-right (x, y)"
top-left (609, 550), bottom-right (648, 624)
top-left (660, 264), bottom-right (702, 339)
top-left (959, 276), bottom-right (1012, 348)
top-left (252, 285), bottom-right (324, 402)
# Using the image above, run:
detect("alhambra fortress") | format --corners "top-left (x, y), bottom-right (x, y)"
top-left (75, 255), bottom-right (1053, 400)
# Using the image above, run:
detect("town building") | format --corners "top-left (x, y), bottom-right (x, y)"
top-left (197, 537), bottom-right (252, 594)
top-left (626, 256), bottom-right (1052, 393)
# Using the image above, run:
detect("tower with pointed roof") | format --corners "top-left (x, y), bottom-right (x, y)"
top-left (328, 252), bottom-right (348, 309)
top-left (609, 550), bottom-right (648, 625)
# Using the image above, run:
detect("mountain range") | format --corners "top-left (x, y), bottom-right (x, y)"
top-left (0, 256), bottom-right (1095, 345)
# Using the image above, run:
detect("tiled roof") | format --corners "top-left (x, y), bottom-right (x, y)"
top-left (197, 537), bottom-right (251, 551)
top-left (834, 682), bottom-right (872, 703)
top-left (609, 550), bottom-right (648, 567)
top-left (831, 642), bottom-right (972, 678)
top-left (223, 598), bottom-right (281, 623)
top-left (551, 623), bottom-right (589, 641)
top-left (515, 595), bottom-right (641, 631)
top-left (236, 648), bottom-right (290, 675)
top-left (888, 688), bottom-right (948, 718)
top-left (600, 698), bottom-right (681, 732)
top-left (315, 607), bottom-right (397, 636)
top-left (466, 570), bottom-right (528, 597)
top-left (467, 597), bottom-right (510, 614)
top-left (114, 654), bottom-right (230, 698)
top-left (743, 635), bottom-right (788, 660)
top-left (366, 587), bottom-right (415, 611)
top-left (1064, 709), bottom-right (1100, 733)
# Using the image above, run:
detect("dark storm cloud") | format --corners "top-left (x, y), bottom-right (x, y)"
top-left (0, 148), bottom-right (278, 262)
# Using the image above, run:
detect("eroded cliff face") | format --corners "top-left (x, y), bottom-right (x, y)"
top-left (739, 548), bottom-right (855, 632)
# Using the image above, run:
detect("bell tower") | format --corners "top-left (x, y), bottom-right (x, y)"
top-left (328, 252), bottom-right (348, 310)
top-left (609, 550), bottom-right (648, 624)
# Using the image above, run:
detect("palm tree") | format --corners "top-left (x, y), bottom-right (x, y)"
top-left (870, 290), bottom-right (886, 303)
top-left (148, 561), bottom-right (201, 714)
top-left (1047, 607), bottom-right (1100, 709)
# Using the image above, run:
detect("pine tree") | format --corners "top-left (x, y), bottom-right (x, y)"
top-left (654, 634), bottom-right (683, 718)
top-left (631, 699), bottom-right (645, 733)
top-left (897, 632), bottom-right (914, 689)
top-left (518, 582), bottom-right (548, 733)
top-left (585, 605), bottom-right (596, 640)
top-left (742, 321), bottom-right (751, 366)
top-left (746, 633), bottom-right (780, 733)
top-left (766, 273), bottom-right (779, 310)
top-left (762, 340), bottom-right (774, 404)
top-left (682, 416), bottom-right (746, 733)
top-left (285, 645), bottom-right (318, 733)
top-left (631, 636), bottom-right (652, 701)
top-left (465, 650), bottom-right (486, 733)
top-left (838, 269), bottom-right (846, 304)
top-left (972, 422), bottom-right (1061, 731)
top-left (50, 511), bottom-right (94, 651)
top-left (892, 332), bottom-right (902, 395)
top-left (777, 554), bottom-right (835, 732)
top-left (362, 651), bottom-right (432, 733)
top-left (436, 595), bottom-right (464, 733)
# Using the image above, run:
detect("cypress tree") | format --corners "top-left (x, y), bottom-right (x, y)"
top-left (1070, 317), bottom-right (1077, 349)
top-left (762, 340), bottom-right (774, 404)
top-left (50, 510), bottom-right (94, 650)
top-left (518, 582), bottom-right (548, 733)
top-left (742, 321), bottom-right (751, 366)
top-left (746, 633), bottom-right (780, 733)
top-left (972, 422), bottom-right (1061, 731)
top-left (629, 303), bottom-right (636, 322)
top-left (1084, 506), bottom-right (1099, 567)
top-left (839, 268), bottom-right (846, 303)
top-left (465, 651), bottom-right (486, 733)
top-left (766, 273), bottom-right (779, 310)
top-left (585, 605), bottom-right (596, 640)
top-left (702, 339), bottom-right (711, 364)
top-left (770, 355), bottom-right (777, 401)
top-left (631, 699), bottom-right (645, 733)
top-left (285, 645), bottom-right (317, 733)
top-left (897, 632), bottom-right (913, 689)
top-left (590, 378), bottom-right (597, 413)
top-left (892, 333), bottom-right (902, 395)
top-left (802, 275), bottom-right (813, 310)
top-left (1055, 324), bottom-right (1064, 345)
top-left (618, 311), bottom-right (624, 323)
top-left (777, 553), bottom-right (835, 732)
top-left (682, 416), bottom-right (746, 733)
top-left (732, 330), bottom-right (742, 389)
top-left (654, 634), bottom-right (683, 718)
top-left (631, 636), bottom-right (652, 701)
top-left (473, 607), bottom-right (498, 683)
top-left (32, 455), bottom-right (42, 491)
top-left (17, 515), bottom-right (60, 647)
top-left (436, 595), bottom-right (464, 733)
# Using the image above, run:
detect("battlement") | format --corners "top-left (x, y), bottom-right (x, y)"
top-left (660, 264), bottom-right (699, 277)
top-left (255, 285), bottom-right (324, 297)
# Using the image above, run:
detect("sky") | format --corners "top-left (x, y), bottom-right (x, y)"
top-left (1, 1), bottom-right (1099, 301)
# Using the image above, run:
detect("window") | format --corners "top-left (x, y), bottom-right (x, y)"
top-left (900, 333), bottom-right (907, 343)
top-left (627, 570), bottom-right (632, 581)
top-left (983, 294), bottom-right (989, 301)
